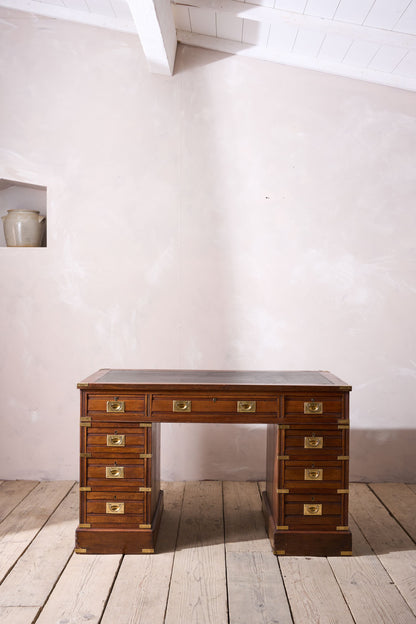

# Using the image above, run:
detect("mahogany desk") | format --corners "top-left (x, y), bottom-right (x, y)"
top-left (75, 369), bottom-right (352, 556)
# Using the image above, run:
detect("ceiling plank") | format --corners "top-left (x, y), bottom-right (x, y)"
top-left (173, 0), bottom-right (416, 50)
top-left (177, 29), bottom-right (416, 91)
top-left (126, 0), bottom-right (177, 75)
top-left (0, 0), bottom-right (136, 33)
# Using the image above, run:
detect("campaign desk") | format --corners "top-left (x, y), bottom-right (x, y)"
top-left (75, 369), bottom-right (352, 557)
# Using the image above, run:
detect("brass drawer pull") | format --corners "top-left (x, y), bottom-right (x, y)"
top-left (107, 434), bottom-right (125, 447)
top-left (304, 401), bottom-right (323, 414)
top-left (105, 466), bottom-right (124, 479)
top-left (237, 400), bottom-right (256, 413)
top-left (106, 502), bottom-right (124, 514)
top-left (304, 436), bottom-right (323, 449)
top-left (304, 503), bottom-right (322, 516)
top-left (304, 468), bottom-right (323, 480)
top-left (107, 400), bottom-right (125, 413)
top-left (173, 400), bottom-right (191, 412)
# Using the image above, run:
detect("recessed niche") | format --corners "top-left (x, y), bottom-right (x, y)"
top-left (0, 178), bottom-right (47, 247)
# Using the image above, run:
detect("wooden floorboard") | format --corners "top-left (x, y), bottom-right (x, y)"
top-left (329, 515), bottom-right (416, 624)
top-left (101, 481), bottom-right (185, 624)
top-left (164, 481), bottom-right (228, 624)
top-left (369, 482), bottom-right (416, 542)
top-left (349, 483), bottom-right (416, 617)
top-left (0, 480), bottom-right (415, 624)
top-left (0, 483), bottom-right (78, 608)
top-left (0, 606), bottom-right (39, 624)
top-left (223, 481), bottom-right (292, 624)
top-left (0, 481), bottom-right (75, 583)
top-left (0, 481), bottom-right (39, 523)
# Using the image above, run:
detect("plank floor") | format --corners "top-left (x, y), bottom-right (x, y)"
top-left (0, 480), bottom-right (415, 624)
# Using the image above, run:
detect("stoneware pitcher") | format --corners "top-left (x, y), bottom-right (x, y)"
top-left (2, 209), bottom-right (46, 247)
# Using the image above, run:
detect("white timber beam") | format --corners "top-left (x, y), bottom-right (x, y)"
top-left (126, 0), bottom-right (177, 75)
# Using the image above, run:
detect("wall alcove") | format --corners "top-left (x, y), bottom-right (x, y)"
top-left (0, 178), bottom-right (47, 247)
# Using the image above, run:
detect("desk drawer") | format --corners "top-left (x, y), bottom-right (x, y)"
top-left (283, 461), bottom-right (344, 491)
top-left (282, 427), bottom-right (346, 459)
top-left (86, 426), bottom-right (147, 457)
top-left (283, 493), bottom-right (346, 530)
top-left (151, 395), bottom-right (278, 422)
top-left (283, 395), bottom-right (344, 423)
top-left (86, 394), bottom-right (146, 420)
top-left (86, 458), bottom-right (146, 487)
top-left (86, 491), bottom-right (146, 527)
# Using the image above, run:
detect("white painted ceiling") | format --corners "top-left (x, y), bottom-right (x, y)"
top-left (2, 0), bottom-right (416, 91)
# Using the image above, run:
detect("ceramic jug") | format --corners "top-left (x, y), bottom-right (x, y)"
top-left (2, 209), bottom-right (46, 247)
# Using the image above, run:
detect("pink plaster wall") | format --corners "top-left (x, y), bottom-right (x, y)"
top-left (0, 8), bottom-right (415, 481)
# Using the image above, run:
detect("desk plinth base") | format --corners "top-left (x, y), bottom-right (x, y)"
top-left (261, 491), bottom-right (352, 557)
top-left (75, 490), bottom-right (164, 554)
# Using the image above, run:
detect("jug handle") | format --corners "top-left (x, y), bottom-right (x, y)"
top-left (38, 215), bottom-right (46, 223)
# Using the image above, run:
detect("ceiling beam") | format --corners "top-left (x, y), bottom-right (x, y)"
top-left (126, 0), bottom-right (177, 75)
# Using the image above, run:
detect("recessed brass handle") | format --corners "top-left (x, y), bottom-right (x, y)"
top-left (105, 466), bottom-right (124, 478)
top-left (304, 436), bottom-right (323, 449)
top-left (237, 400), bottom-right (256, 413)
top-left (304, 503), bottom-right (322, 516)
top-left (173, 400), bottom-right (191, 412)
top-left (304, 401), bottom-right (323, 414)
top-left (107, 434), bottom-right (125, 447)
top-left (106, 502), bottom-right (124, 514)
top-left (106, 400), bottom-right (125, 413)
top-left (305, 468), bottom-right (323, 480)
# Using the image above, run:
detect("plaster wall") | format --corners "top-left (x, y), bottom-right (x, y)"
top-left (0, 8), bottom-right (415, 482)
